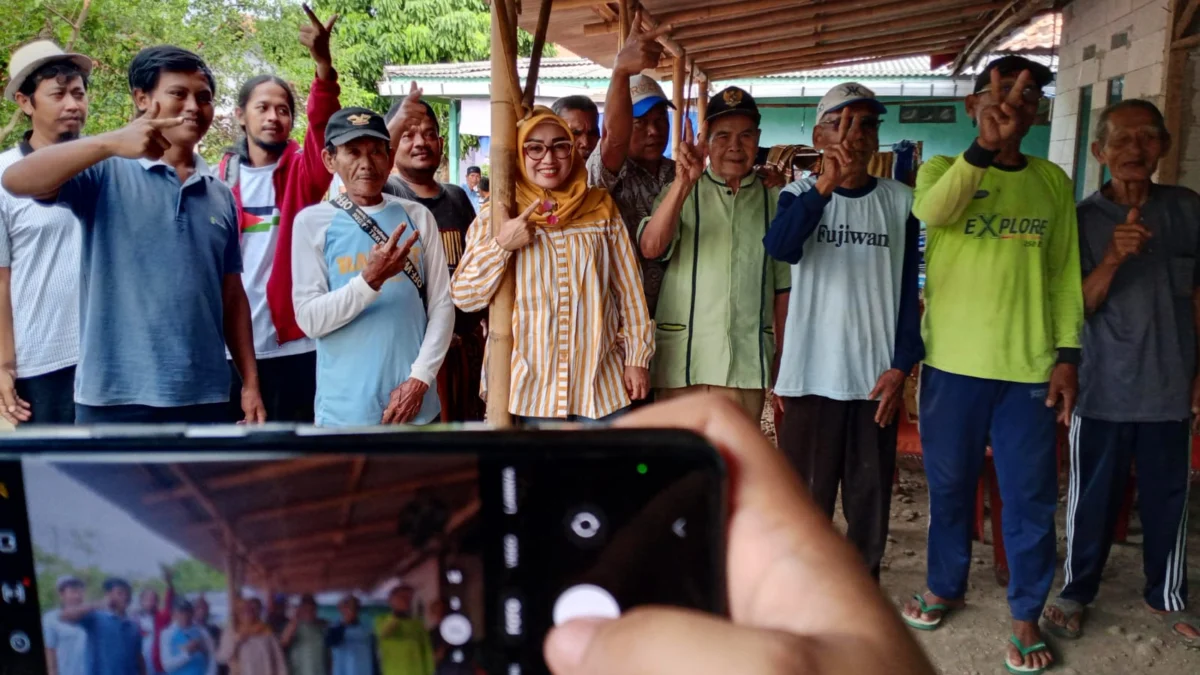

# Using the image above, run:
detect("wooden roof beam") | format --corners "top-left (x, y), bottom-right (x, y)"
top-left (706, 47), bottom-right (963, 82)
top-left (688, 1), bottom-right (1005, 56)
top-left (670, 0), bottom-right (910, 41)
top-left (688, 22), bottom-right (980, 73)
top-left (658, 0), bottom-right (815, 27)
top-left (951, 0), bottom-right (1053, 73)
top-left (142, 456), bottom-right (348, 505)
top-left (165, 464), bottom-right (266, 579)
top-left (255, 518), bottom-right (398, 555)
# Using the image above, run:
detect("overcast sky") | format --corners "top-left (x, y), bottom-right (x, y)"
top-left (22, 460), bottom-right (187, 579)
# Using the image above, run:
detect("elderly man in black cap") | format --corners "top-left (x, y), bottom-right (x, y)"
top-left (902, 55), bottom-right (1082, 675)
top-left (638, 87), bottom-right (791, 420)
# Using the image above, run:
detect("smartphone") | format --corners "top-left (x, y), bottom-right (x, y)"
top-left (0, 426), bottom-right (726, 675)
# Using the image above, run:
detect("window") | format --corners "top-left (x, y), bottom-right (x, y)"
top-left (1074, 85), bottom-right (1093, 202)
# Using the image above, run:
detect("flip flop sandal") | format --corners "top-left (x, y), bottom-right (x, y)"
top-left (1004, 635), bottom-right (1053, 675)
top-left (1041, 597), bottom-right (1084, 640)
top-left (1158, 611), bottom-right (1200, 646)
top-left (902, 593), bottom-right (954, 631)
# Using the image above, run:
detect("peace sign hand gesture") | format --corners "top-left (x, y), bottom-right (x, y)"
top-left (614, 9), bottom-right (672, 76)
top-left (496, 200), bottom-right (540, 252)
top-left (816, 108), bottom-right (857, 196)
top-left (109, 101), bottom-right (184, 161)
top-left (300, 3), bottom-right (338, 78)
top-left (677, 121), bottom-right (708, 184)
top-left (363, 224), bottom-right (421, 291)
top-left (977, 68), bottom-right (1033, 152)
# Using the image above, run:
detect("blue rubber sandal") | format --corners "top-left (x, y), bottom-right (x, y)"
top-left (902, 593), bottom-right (953, 631)
top-left (1004, 634), bottom-right (1053, 674)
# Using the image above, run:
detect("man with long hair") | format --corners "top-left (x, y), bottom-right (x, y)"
top-left (216, 4), bottom-right (342, 422)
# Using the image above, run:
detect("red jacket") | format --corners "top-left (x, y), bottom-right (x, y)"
top-left (218, 76), bottom-right (341, 345)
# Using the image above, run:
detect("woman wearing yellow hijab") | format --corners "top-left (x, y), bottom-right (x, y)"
top-left (451, 107), bottom-right (654, 422)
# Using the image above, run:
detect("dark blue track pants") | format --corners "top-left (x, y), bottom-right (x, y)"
top-left (919, 366), bottom-right (1059, 622)
top-left (1058, 415), bottom-right (1191, 612)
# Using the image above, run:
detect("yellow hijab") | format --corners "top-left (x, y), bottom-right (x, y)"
top-left (515, 106), bottom-right (609, 226)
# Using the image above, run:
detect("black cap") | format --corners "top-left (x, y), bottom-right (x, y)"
top-left (326, 107), bottom-right (391, 147)
top-left (706, 87), bottom-right (760, 125)
top-left (974, 55), bottom-right (1054, 95)
top-left (466, 166), bottom-right (481, 175)
top-left (173, 599), bottom-right (194, 613)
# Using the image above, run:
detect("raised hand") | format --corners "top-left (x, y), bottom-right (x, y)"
top-left (387, 81), bottom-right (427, 141)
top-left (107, 101), bottom-right (184, 161)
top-left (677, 121), bottom-right (707, 184)
top-left (363, 224), bottom-right (420, 290)
top-left (495, 200), bottom-right (539, 252)
top-left (613, 10), bottom-right (671, 75)
top-left (978, 68), bottom-right (1033, 151)
top-left (816, 108), bottom-right (856, 195)
top-left (300, 3), bottom-right (338, 77)
top-left (1103, 206), bottom-right (1152, 266)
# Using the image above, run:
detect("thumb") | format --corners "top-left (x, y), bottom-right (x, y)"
top-left (867, 377), bottom-right (885, 401)
top-left (1126, 206), bottom-right (1140, 225)
top-left (545, 610), bottom-right (816, 675)
top-left (1045, 384), bottom-right (1058, 408)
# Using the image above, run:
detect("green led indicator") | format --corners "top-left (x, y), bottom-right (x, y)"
top-left (636, 463), bottom-right (648, 475)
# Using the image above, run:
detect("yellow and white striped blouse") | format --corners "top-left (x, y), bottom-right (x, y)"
top-left (450, 199), bottom-right (654, 419)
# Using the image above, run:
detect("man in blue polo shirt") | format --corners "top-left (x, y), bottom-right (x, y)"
top-left (60, 577), bottom-right (144, 675)
top-left (1, 45), bottom-right (263, 424)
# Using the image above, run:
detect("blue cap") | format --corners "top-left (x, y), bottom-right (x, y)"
top-left (629, 74), bottom-right (675, 118)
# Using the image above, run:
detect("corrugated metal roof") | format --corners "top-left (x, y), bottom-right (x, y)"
top-left (384, 54), bottom-right (1057, 84)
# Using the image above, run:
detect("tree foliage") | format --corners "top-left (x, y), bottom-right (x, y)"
top-left (0, 0), bottom-right (546, 161)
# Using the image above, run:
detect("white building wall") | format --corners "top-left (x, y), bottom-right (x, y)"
top-left (1051, 0), bottom-right (1170, 190)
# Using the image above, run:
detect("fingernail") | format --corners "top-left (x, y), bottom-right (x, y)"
top-left (546, 619), bottom-right (606, 668)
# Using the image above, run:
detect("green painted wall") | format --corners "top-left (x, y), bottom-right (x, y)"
top-left (756, 98), bottom-right (1050, 160)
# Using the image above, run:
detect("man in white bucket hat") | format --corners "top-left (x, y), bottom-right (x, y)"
top-left (0, 40), bottom-right (92, 427)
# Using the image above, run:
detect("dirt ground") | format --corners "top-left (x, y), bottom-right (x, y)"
top-left (760, 407), bottom-right (1200, 674)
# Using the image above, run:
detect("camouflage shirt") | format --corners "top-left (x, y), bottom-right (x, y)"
top-left (586, 146), bottom-right (676, 315)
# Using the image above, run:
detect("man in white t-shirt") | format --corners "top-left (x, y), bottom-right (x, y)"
top-left (0, 41), bottom-right (91, 426)
top-left (215, 6), bottom-right (341, 422)
top-left (43, 575), bottom-right (89, 675)
top-left (764, 83), bottom-right (923, 579)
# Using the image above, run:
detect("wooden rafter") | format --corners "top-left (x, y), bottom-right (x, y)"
top-left (707, 47), bottom-right (963, 82)
top-left (951, 0), bottom-right (1053, 73)
top-left (255, 519), bottom-right (398, 555)
top-left (658, 0), bottom-right (807, 27)
top-left (1175, 0), bottom-right (1200, 39)
top-left (688, 22), bottom-right (981, 72)
top-left (679, 0), bottom-right (993, 54)
top-left (142, 456), bottom-right (348, 505)
top-left (669, 0), bottom-right (913, 41)
top-left (318, 456), bottom-right (369, 580)
top-left (688, 3), bottom-right (1003, 57)
top-left (1163, 0), bottom-right (1189, 183)
top-left (165, 464), bottom-right (264, 578)
top-left (182, 467), bottom-right (476, 533)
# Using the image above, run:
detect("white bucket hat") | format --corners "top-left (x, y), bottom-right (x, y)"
top-left (5, 40), bottom-right (92, 102)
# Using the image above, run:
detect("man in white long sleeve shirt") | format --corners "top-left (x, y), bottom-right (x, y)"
top-left (292, 107), bottom-right (452, 426)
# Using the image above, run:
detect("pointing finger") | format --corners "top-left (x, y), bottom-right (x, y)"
top-left (149, 116), bottom-right (186, 130)
top-left (386, 223), bottom-right (405, 247)
top-left (398, 230), bottom-right (421, 256)
top-left (519, 200), bottom-right (540, 220)
top-left (1126, 206), bottom-right (1141, 224)
top-left (642, 21), bottom-right (674, 42)
top-left (1007, 69), bottom-right (1033, 107)
top-left (990, 66), bottom-right (1002, 103)
top-left (848, 110), bottom-right (861, 138)
top-left (628, 9), bottom-right (645, 37)
top-left (325, 13), bottom-right (340, 32)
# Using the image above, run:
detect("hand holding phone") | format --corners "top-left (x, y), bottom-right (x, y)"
top-left (545, 395), bottom-right (936, 675)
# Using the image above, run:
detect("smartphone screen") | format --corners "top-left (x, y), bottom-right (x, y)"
top-left (0, 429), bottom-right (725, 675)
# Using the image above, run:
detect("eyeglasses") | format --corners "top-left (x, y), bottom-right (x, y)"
top-left (523, 140), bottom-right (574, 160)
top-left (817, 117), bottom-right (883, 132)
top-left (975, 85), bottom-right (1044, 104)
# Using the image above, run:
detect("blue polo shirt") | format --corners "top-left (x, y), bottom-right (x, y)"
top-left (54, 156), bottom-right (241, 407)
top-left (78, 610), bottom-right (141, 675)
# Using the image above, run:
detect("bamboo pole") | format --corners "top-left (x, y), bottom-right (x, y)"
top-left (658, 0), bottom-right (809, 27)
top-left (670, 0), bottom-right (912, 41)
top-left (696, 77), bottom-right (709, 141)
top-left (672, 56), bottom-right (685, 156)
top-left (488, 0), bottom-right (520, 428)
top-left (618, 0), bottom-right (630, 49)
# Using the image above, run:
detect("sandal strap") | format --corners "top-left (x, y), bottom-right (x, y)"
top-left (1165, 612), bottom-right (1200, 630)
top-left (912, 593), bottom-right (948, 614)
top-left (1009, 635), bottom-right (1049, 656)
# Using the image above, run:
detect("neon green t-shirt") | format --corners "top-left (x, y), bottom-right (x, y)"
top-left (913, 152), bottom-right (1083, 383)
top-left (374, 614), bottom-right (433, 675)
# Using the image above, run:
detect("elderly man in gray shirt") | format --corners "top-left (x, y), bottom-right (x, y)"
top-left (1042, 99), bottom-right (1200, 646)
